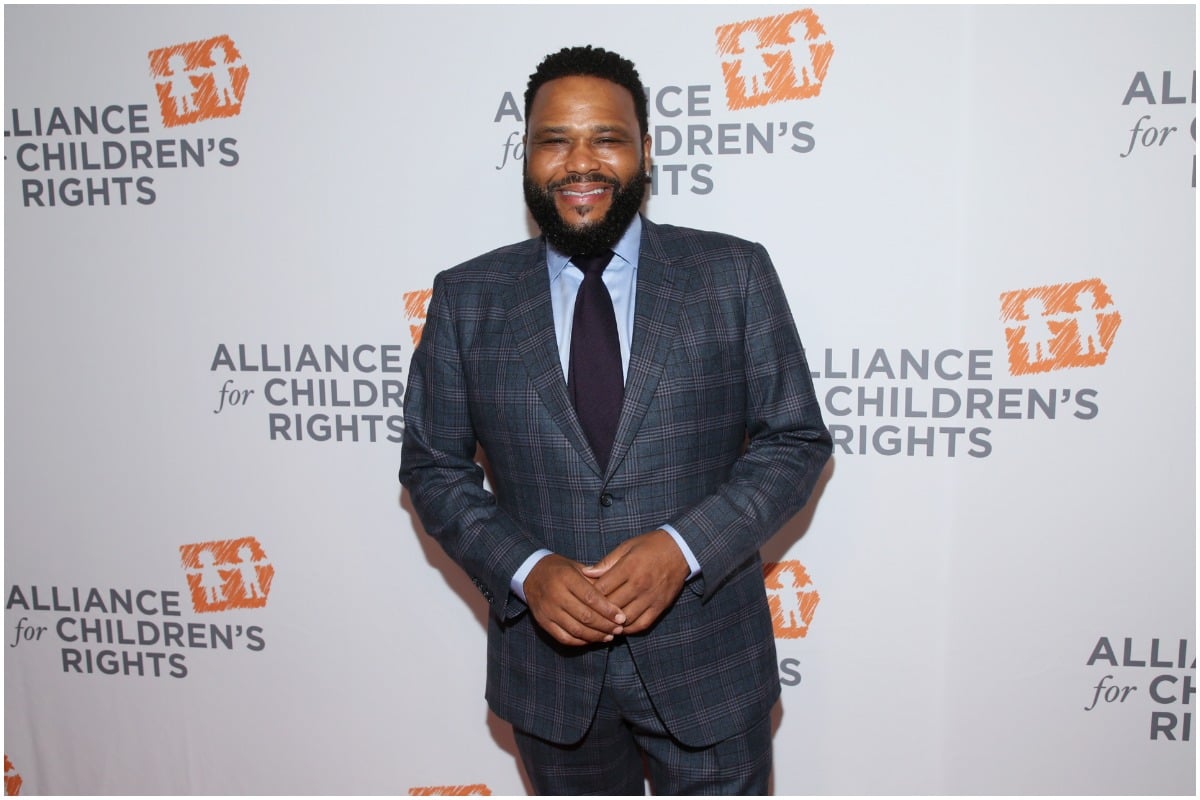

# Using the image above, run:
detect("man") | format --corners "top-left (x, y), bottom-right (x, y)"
top-left (400, 45), bottom-right (831, 795)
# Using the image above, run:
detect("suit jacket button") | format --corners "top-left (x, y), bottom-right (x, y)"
top-left (599, 493), bottom-right (614, 507)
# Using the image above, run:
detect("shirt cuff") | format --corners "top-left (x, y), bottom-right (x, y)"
top-left (661, 524), bottom-right (701, 580)
top-left (510, 548), bottom-right (552, 603)
top-left (512, 527), bottom-right (700, 602)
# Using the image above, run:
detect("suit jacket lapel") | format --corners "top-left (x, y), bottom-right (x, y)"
top-left (502, 222), bottom-right (690, 478)
top-left (607, 221), bottom-right (689, 476)
top-left (503, 247), bottom-right (601, 470)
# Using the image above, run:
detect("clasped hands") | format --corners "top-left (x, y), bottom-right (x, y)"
top-left (523, 529), bottom-right (690, 646)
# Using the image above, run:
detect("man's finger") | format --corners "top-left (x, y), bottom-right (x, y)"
top-left (524, 554), bottom-right (626, 643)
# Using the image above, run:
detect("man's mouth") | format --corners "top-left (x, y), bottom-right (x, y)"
top-left (556, 184), bottom-right (612, 209)
top-left (559, 187), bottom-right (608, 198)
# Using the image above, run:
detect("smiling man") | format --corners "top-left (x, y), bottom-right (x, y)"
top-left (400, 46), bottom-right (831, 795)
top-left (522, 72), bottom-right (650, 258)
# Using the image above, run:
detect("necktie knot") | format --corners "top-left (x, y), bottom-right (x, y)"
top-left (573, 251), bottom-right (614, 275)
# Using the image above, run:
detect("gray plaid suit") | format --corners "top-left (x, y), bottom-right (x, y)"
top-left (400, 217), bottom-right (831, 749)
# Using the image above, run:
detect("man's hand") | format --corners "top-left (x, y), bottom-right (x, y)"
top-left (523, 554), bottom-right (627, 646)
top-left (582, 530), bottom-right (689, 635)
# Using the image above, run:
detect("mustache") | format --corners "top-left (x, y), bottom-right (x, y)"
top-left (544, 174), bottom-right (621, 192)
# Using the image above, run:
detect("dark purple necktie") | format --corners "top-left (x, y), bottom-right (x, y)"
top-left (567, 250), bottom-right (622, 470)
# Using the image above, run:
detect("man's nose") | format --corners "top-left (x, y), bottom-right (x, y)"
top-left (565, 140), bottom-right (600, 174)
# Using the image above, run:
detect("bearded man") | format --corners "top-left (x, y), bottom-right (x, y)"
top-left (400, 45), bottom-right (831, 795)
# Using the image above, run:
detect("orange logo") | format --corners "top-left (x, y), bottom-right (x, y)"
top-left (4, 756), bottom-right (21, 796)
top-left (148, 35), bottom-right (249, 128)
top-left (404, 288), bottom-right (433, 347)
top-left (716, 9), bottom-right (834, 110)
top-left (1000, 278), bottom-right (1122, 375)
top-left (179, 537), bottom-right (274, 613)
top-left (764, 560), bottom-right (820, 639)
top-left (409, 785), bottom-right (492, 796)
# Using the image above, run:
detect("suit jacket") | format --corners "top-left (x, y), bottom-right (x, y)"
top-left (399, 217), bottom-right (831, 747)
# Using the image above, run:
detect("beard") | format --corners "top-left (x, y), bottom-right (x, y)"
top-left (523, 164), bottom-right (648, 255)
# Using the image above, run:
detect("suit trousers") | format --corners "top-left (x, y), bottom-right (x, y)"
top-left (512, 640), bottom-right (773, 796)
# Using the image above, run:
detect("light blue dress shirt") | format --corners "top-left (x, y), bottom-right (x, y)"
top-left (510, 216), bottom-right (701, 602)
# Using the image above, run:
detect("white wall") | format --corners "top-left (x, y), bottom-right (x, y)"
top-left (4, 4), bottom-right (1195, 795)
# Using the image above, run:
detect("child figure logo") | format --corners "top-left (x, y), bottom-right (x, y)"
top-left (148, 35), bottom-right (249, 128)
top-left (403, 288), bottom-right (433, 347)
top-left (408, 785), bottom-right (492, 796)
top-left (763, 560), bottom-right (820, 639)
top-left (715, 9), bottom-right (834, 111)
top-left (4, 755), bottom-right (21, 796)
top-left (179, 537), bottom-right (274, 613)
top-left (1000, 278), bottom-right (1122, 376)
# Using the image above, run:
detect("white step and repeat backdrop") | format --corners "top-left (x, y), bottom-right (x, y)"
top-left (4, 4), bottom-right (1195, 795)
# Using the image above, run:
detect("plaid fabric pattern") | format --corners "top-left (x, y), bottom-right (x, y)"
top-left (513, 641), bottom-right (772, 795)
top-left (400, 219), bottom-right (831, 748)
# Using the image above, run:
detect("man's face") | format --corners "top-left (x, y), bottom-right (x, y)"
top-left (523, 75), bottom-right (652, 254)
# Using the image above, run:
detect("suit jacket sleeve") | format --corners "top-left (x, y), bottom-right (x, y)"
top-left (669, 242), bottom-right (831, 600)
top-left (399, 271), bottom-right (536, 620)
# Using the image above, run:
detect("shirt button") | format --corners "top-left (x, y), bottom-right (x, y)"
top-left (599, 493), bottom-right (614, 507)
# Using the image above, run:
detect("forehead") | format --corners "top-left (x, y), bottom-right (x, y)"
top-left (528, 75), bottom-right (638, 128)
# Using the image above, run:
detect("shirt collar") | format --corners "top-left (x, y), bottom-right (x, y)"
top-left (546, 214), bottom-right (643, 282)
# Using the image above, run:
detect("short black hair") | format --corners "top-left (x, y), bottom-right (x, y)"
top-left (524, 45), bottom-right (649, 137)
